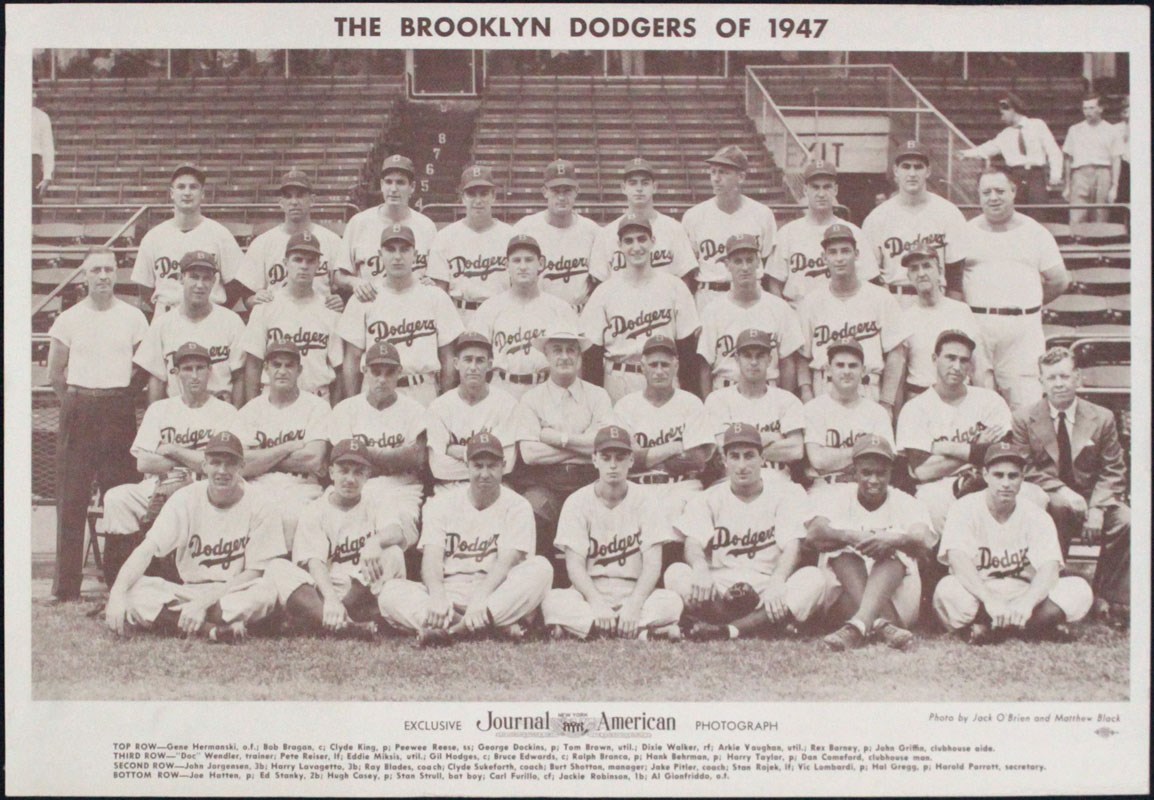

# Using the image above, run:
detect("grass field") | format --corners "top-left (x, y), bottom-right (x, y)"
top-left (31, 596), bottom-right (1129, 702)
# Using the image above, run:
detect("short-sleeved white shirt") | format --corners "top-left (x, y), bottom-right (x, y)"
top-left (426, 219), bottom-right (515, 304)
top-left (939, 492), bottom-right (1064, 578)
top-left (134, 305), bottom-right (246, 397)
top-left (697, 292), bottom-right (804, 385)
top-left (341, 206), bottom-right (438, 282)
top-left (896, 386), bottom-right (1012, 477)
top-left (292, 489), bottom-right (394, 591)
top-left (320, 393), bottom-right (427, 489)
top-left (419, 486), bottom-right (536, 580)
top-left (130, 217), bottom-right (244, 314)
top-left (240, 293), bottom-right (342, 394)
top-left (768, 215), bottom-right (879, 306)
top-left (681, 196), bottom-right (777, 283)
top-left (963, 214), bottom-right (1064, 309)
top-left (1062, 120), bottom-right (1123, 169)
top-left (581, 270), bottom-right (700, 362)
top-left (588, 212), bottom-right (696, 282)
top-left (131, 395), bottom-right (240, 456)
top-left (802, 484), bottom-right (927, 572)
top-left (797, 282), bottom-right (910, 377)
top-left (899, 298), bottom-right (987, 389)
top-left (472, 291), bottom-right (578, 377)
top-left (703, 385), bottom-right (805, 443)
top-left (513, 211), bottom-right (602, 307)
top-left (337, 283), bottom-right (464, 376)
top-left (237, 391), bottom-right (329, 459)
top-left (236, 222), bottom-right (347, 295)
top-left (48, 299), bottom-right (148, 388)
top-left (555, 483), bottom-right (672, 581)
top-left (802, 394), bottom-right (894, 480)
top-left (426, 388), bottom-right (521, 482)
top-left (862, 193), bottom-right (971, 286)
top-left (611, 390), bottom-right (714, 480)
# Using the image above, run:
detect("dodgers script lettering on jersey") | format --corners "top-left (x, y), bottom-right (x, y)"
top-left (493, 327), bottom-right (546, 356)
top-left (635, 423), bottom-right (685, 448)
top-left (882, 232), bottom-right (946, 260)
top-left (187, 533), bottom-right (249, 570)
top-left (812, 320), bottom-right (881, 348)
top-left (354, 431), bottom-right (407, 449)
top-left (253, 428), bottom-right (306, 448)
top-left (159, 426), bottom-right (214, 448)
top-left (164, 344), bottom-right (231, 374)
top-left (825, 428), bottom-right (868, 449)
top-left (589, 530), bottom-right (643, 568)
top-left (978, 546), bottom-right (1031, 579)
top-left (715, 330), bottom-right (780, 360)
top-left (449, 254), bottom-right (506, 280)
top-left (709, 525), bottom-right (777, 560)
top-left (933, 421), bottom-right (988, 445)
top-left (543, 255), bottom-right (589, 284)
top-left (445, 532), bottom-right (499, 563)
top-left (606, 308), bottom-right (673, 340)
top-left (367, 317), bottom-right (437, 346)
top-left (330, 533), bottom-right (370, 565)
top-left (266, 327), bottom-right (330, 354)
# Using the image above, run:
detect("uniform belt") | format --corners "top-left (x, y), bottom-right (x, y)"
top-left (396, 373), bottom-right (427, 388)
top-left (635, 473), bottom-right (690, 485)
top-left (492, 367), bottom-right (548, 386)
top-left (608, 361), bottom-right (644, 374)
top-left (697, 279), bottom-right (731, 292)
top-left (969, 305), bottom-right (1041, 316)
top-left (887, 284), bottom-right (918, 296)
top-left (67, 386), bottom-right (133, 397)
top-left (453, 297), bottom-right (483, 311)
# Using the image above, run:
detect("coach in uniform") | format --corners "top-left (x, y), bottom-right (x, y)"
top-left (47, 247), bottom-right (149, 602)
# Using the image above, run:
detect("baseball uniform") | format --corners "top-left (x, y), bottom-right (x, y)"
top-left (472, 291), bottom-right (579, 399)
top-left (697, 292), bottom-right (804, 389)
top-left (377, 485), bottom-right (553, 632)
top-left (803, 394), bottom-right (895, 492)
top-left (588, 211), bottom-right (696, 283)
top-left (897, 386), bottom-right (1013, 532)
top-left (134, 305), bottom-right (247, 399)
top-left (131, 218), bottom-right (244, 315)
top-left (768, 216), bottom-right (879, 307)
top-left (236, 222), bottom-right (347, 296)
top-left (513, 210), bottom-right (602, 308)
top-left (426, 218), bottom-right (515, 322)
top-left (934, 492), bottom-right (1093, 630)
top-left (542, 482), bottom-right (683, 638)
top-left (240, 292), bottom-right (343, 397)
top-left (703, 384), bottom-right (805, 482)
top-left (341, 206), bottom-right (438, 285)
top-left (426, 386), bottom-right (522, 485)
top-left (862, 193), bottom-right (971, 301)
top-left (900, 298), bottom-right (988, 390)
top-left (682, 196), bottom-right (777, 309)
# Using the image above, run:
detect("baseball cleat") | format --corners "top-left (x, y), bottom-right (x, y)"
top-left (1034, 623), bottom-right (1076, 643)
top-left (496, 622), bottom-right (528, 642)
top-left (687, 621), bottom-right (730, 642)
top-left (964, 622), bottom-right (994, 645)
top-left (722, 582), bottom-right (760, 618)
top-left (206, 621), bottom-right (247, 645)
top-left (873, 620), bottom-right (915, 651)
top-left (549, 624), bottom-right (568, 640)
top-left (650, 622), bottom-right (683, 641)
top-left (416, 627), bottom-right (454, 648)
top-left (823, 623), bottom-right (866, 651)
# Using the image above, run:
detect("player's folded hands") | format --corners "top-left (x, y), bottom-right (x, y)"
top-left (590, 598), bottom-right (617, 634)
top-left (424, 595), bottom-right (452, 629)
top-left (322, 599), bottom-right (350, 631)
top-left (689, 570), bottom-right (715, 606)
top-left (178, 599), bottom-right (210, 636)
top-left (616, 601), bottom-right (642, 638)
top-left (461, 601), bottom-right (490, 633)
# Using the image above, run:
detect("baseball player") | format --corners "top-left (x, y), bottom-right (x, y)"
top-left (240, 231), bottom-right (343, 403)
top-left (702, 329), bottom-right (806, 484)
top-left (321, 340), bottom-right (428, 549)
top-left (104, 431), bottom-right (284, 643)
top-left (934, 443), bottom-right (1093, 644)
top-left (802, 338), bottom-right (896, 502)
top-left (681, 146), bottom-right (777, 312)
top-left (336, 154), bottom-right (438, 298)
top-left (666, 423), bottom-right (828, 641)
top-left (512, 160), bottom-right (602, 310)
top-left (472, 234), bottom-right (579, 399)
top-left (234, 169), bottom-right (346, 311)
top-left (337, 224), bottom-right (464, 406)
top-left (378, 433), bottom-right (554, 646)
top-left (697, 233), bottom-right (804, 395)
top-left (426, 164), bottom-right (515, 325)
top-left (861, 141), bottom-right (971, 307)
top-left (767, 160), bottom-right (879, 307)
top-left (425, 332), bottom-right (520, 491)
top-left (948, 166), bottom-right (1071, 413)
top-left (263, 438), bottom-right (410, 640)
top-left (542, 425), bottom-right (683, 640)
top-left (581, 214), bottom-right (701, 402)
top-left (131, 163), bottom-right (245, 317)
top-left (99, 342), bottom-right (242, 584)
top-left (134, 250), bottom-right (247, 406)
top-left (587, 158), bottom-right (696, 284)
top-left (897, 330), bottom-right (1013, 533)
top-left (805, 435), bottom-right (936, 651)
top-left (898, 243), bottom-right (992, 396)
top-left (795, 223), bottom-right (909, 409)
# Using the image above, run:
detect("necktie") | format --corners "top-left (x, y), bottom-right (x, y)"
top-left (1056, 411), bottom-right (1075, 488)
top-left (1017, 124), bottom-right (1027, 158)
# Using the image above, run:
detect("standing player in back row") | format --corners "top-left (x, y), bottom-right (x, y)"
top-left (513, 160), bottom-right (602, 311)
top-left (861, 141), bottom-right (971, 308)
top-left (681, 146), bottom-right (777, 312)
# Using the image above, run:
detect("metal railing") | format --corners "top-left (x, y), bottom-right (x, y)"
top-left (744, 69), bottom-right (813, 203)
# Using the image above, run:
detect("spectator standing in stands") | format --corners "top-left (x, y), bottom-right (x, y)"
top-left (959, 93), bottom-right (1063, 205)
top-left (1115, 96), bottom-right (1130, 204)
top-left (46, 248), bottom-right (149, 602)
top-left (1062, 94), bottom-right (1123, 224)
top-left (32, 88), bottom-right (54, 208)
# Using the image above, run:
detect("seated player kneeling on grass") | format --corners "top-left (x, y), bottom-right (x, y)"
top-left (104, 432), bottom-right (284, 643)
top-left (666, 422), bottom-right (828, 642)
top-left (542, 425), bottom-right (684, 640)
top-left (933, 442), bottom-right (1093, 644)
top-left (264, 439), bottom-right (409, 640)
top-left (378, 433), bottom-right (553, 646)
top-left (805, 435), bottom-right (937, 652)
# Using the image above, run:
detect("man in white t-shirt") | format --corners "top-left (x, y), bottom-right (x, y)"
top-left (1062, 94), bottom-right (1123, 224)
top-left (934, 443), bottom-right (1093, 643)
top-left (104, 431), bottom-right (284, 643)
top-left (543, 425), bottom-right (683, 640)
top-left (805, 436), bottom-right (937, 651)
top-left (378, 433), bottom-right (553, 646)
top-left (667, 423), bottom-right (829, 641)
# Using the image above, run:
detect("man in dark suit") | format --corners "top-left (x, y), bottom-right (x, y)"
top-left (1011, 347), bottom-right (1129, 625)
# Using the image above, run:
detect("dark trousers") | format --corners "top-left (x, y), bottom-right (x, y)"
top-left (33, 155), bottom-right (44, 222)
top-left (53, 391), bottom-right (140, 599)
top-left (1010, 165), bottom-right (1048, 206)
top-left (1046, 493), bottom-right (1130, 608)
top-left (1117, 160), bottom-right (1130, 204)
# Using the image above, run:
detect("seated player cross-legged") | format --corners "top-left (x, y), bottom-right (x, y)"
top-left (378, 433), bottom-right (553, 646)
top-left (805, 436), bottom-right (938, 652)
top-left (666, 423), bottom-right (829, 642)
top-left (542, 425), bottom-right (684, 641)
top-left (264, 439), bottom-right (409, 641)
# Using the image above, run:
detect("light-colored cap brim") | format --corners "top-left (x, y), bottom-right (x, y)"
top-left (532, 333), bottom-right (592, 353)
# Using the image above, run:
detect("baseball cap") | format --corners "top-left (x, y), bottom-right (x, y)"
top-left (641, 335), bottom-right (678, 358)
top-left (173, 341), bottom-right (212, 366)
top-left (460, 164), bottom-right (497, 192)
top-left (507, 234), bottom-right (542, 256)
top-left (204, 431), bottom-right (245, 460)
top-left (721, 422), bottom-right (762, 451)
top-left (265, 339), bottom-right (302, 362)
top-left (723, 233), bottom-right (759, 258)
top-left (363, 340), bottom-right (402, 367)
top-left (935, 329), bottom-right (977, 354)
top-left (894, 140), bottom-right (930, 165)
top-left (594, 425), bottom-right (634, 454)
top-left (381, 154), bottom-right (416, 178)
top-left (706, 145), bottom-right (749, 172)
top-left (331, 438), bottom-right (372, 468)
top-left (734, 329), bottom-right (774, 354)
top-left (820, 223), bottom-right (856, 248)
top-left (827, 337), bottom-right (864, 362)
top-left (466, 432), bottom-right (504, 461)
top-left (984, 442), bottom-right (1028, 468)
top-left (803, 160), bottom-right (838, 182)
top-left (171, 162), bottom-right (206, 184)
top-left (179, 250), bottom-right (218, 274)
top-left (617, 213), bottom-right (652, 236)
top-left (380, 224), bottom-right (415, 247)
top-left (852, 434), bottom-right (895, 462)
top-left (280, 168), bottom-right (313, 192)
top-left (285, 230), bottom-right (322, 257)
top-left (622, 157), bottom-right (655, 179)
top-left (532, 328), bottom-right (591, 353)
top-left (901, 242), bottom-right (939, 267)
top-left (454, 331), bottom-right (493, 354)
top-left (543, 159), bottom-right (579, 188)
